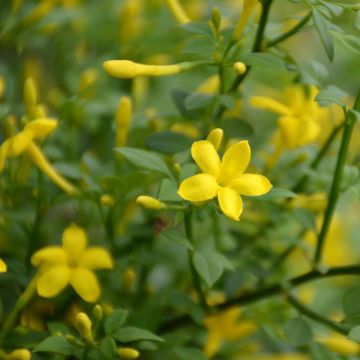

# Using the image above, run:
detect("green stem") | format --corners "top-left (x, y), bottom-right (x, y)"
top-left (266, 11), bottom-right (312, 48)
top-left (0, 275), bottom-right (37, 345)
top-left (184, 210), bottom-right (208, 309)
top-left (314, 92), bottom-right (360, 266)
top-left (286, 294), bottom-right (347, 335)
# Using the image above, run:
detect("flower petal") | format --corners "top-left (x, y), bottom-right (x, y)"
top-left (250, 96), bottom-right (292, 115)
top-left (218, 187), bottom-right (243, 221)
top-left (206, 128), bottom-right (223, 150)
top-left (80, 248), bottom-right (114, 270)
top-left (62, 224), bottom-right (87, 262)
top-left (36, 265), bottom-right (71, 298)
top-left (220, 141), bottom-right (250, 183)
top-left (178, 174), bottom-right (219, 202)
top-left (0, 258), bottom-right (7, 272)
top-left (70, 268), bottom-right (100, 303)
top-left (31, 246), bottom-right (68, 267)
top-left (228, 174), bottom-right (272, 196)
top-left (24, 118), bottom-right (58, 139)
top-left (3, 130), bottom-right (33, 157)
top-left (191, 140), bottom-right (221, 178)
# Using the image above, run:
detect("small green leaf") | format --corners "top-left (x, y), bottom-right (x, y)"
top-left (348, 325), bottom-right (360, 342)
top-left (185, 93), bottom-right (214, 110)
top-left (178, 22), bottom-right (213, 36)
top-left (158, 228), bottom-right (194, 250)
top-left (312, 8), bottom-right (334, 61)
top-left (145, 131), bottom-right (192, 155)
top-left (113, 327), bottom-right (164, 343)
top-left (240, 52), bottom-right (286, 70)
top-left (115, 147), bottom-right (173, 179)
top-left (355, 11), bottom-right (360, 31)
top-left (193, 249), bottom-right (233, 287)
top-left (284, 318), bottom-right (313, 346)
top-left (329, 31), bottom-right (360, 54)
top-left (171, 89), bottom-right (199, 119)
top-left (173, 347), bottom-right (208, 360)
top-left (315, 86), bottom-right (347, 107)
top-left (158, 178), bottom-right (181, 202)
top-left (222, 117), bottom-right (254, 138)
top-left (33, 336), bottom-right (75, 355)
top-left (99, 337), bottom-right (117, 359)
top-left (104, 309), bottom-right (128, 334)
top-left (343, 288), bottom-right (360, 317)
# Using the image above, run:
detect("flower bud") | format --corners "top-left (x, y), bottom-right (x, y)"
top-left (136, 196), bottom-right (166, 210)
top-left (5, 349), bottom-right (31, 360)
top-left (211, 7), bottom-right (222, 33)
top-left (206, 128), bottom-right (223, 150)
top-left (0, 258), bottom-right (7, 272)
top-left (117, 347), bottom-right (140, 359)
top-left (75, 312), bottom-right (93, 342)
top-left (122, 267), bottom-right (137, 293)
top-left (233, 62), bottom-right (247, 75)
top-left (101, 194), bottom-right (115, 207)
top-left (165, 0), bottom-right (190, 24)
top-left (233, 0), bottom-right (258, 40)
top-left (24, 78), bottom-right (37, 109)
top-left (93, 305), bottom-right (103, 321)
top-left (115, 96), bottom-right (132, 147)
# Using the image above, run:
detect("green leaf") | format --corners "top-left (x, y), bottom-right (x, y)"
top-left (47, 322), bottom-right (71, 336)
top-left (301, 60), bottom-right (328, 85)
top-left (240, 52), bottom-right (286, 70)
top-left (312, 8), bottom-right (334, 61)
top-left (329, 31), bottom-right (360, 54)
top-left (158, 228), bottom-right (194, 250)
top-left (222, 117), bottom-right (254, 138)
top-left (284, 318), bottom-right (313, 346)
top-left (255, 187), bottom-right (297, 201)
top-left (355, 11), bottom-right (360, 31)
top-left (178, 22), bottom-right (213, 36)
top-left (343, 288), bottom-right (360, 317)
top-left (113, 327), bottom-right (164, 343)
top-left (315, 86), bottom-right (347, 107)
top-left (185, 93), bottom-right (214, 110)
top-left (173, 347), bottom-right (208, 360)
top-left (145, 131), bottom-right (192, 155)
top-left (193, 249), bottom-right (233, 287)
top-left (158, 178), bottom-right (181, 202)
top-left (104, 309), bottom-right (128, 334)
top-left (348, 325), bottom-right (360, 342)
top-left (99, 337), bottom-right (117, 359)
top-left (33, 336), bottom-right (75, 355)
top-left (171, 89), bottom-right (199, 119)
top-left (115, 147), bottom-right (173, 179)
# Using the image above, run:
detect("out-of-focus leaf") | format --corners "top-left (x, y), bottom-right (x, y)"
top-left (355, 11), bottom-right (360, 31)
top-left (144, 131), bottom-right (192, 155)
top-left (99, 337), bottom-right (117, 359)
top-left (241, 52), bottom-right (286, 70)
top-left (284, 318), bottom-right (313, 346)
top-left (315, 85), bottom-right (347, 107)
top-left (329, 31), bottom-right (360, 54)
top-left (104, 309), bottom-right (128, 334)
top-left (178, 22), bottom-right (213, 36)
top-left (171, 89), bottom-right (199, 119)
top-left (158, 228), bottom-right (194, 250)
top-left (33, 336), bottom-right (75, 355)
top-left (348, 326), bottom-right (360, 342)
top-left (312, 8), bottom-right (334, 61)
top-left (343, 288), bottom-right (360, 317)
top-left (185, 93), bottom-right (214, 110)
top-left (173, 347), bottom-right (208, 360)
top-left (222, 117), bottom-right (254, 138)
top-left (113, 327), bottom-right (164, 343)
top-left (255, 188), bottom-right (297, 201)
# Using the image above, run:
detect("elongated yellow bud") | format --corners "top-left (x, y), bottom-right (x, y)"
top-left (206, 128), bottom-right (223, 150)
top-left (233, 0), bottom-right (259, 40)
top-left (93, 305), bottom-right (103, 321)
top-left (122, 267), bottom-right (136, 293)
top-left (103, 60), bottom-right (191, 78)
top-left (0, 258), bottom-right (7, 272)
top-left (165, 0), bottom-right (190, 24)
top-left (136, 195), bottom-right (166, 210)
top-left (5, 349), bottom-right (31, 360)
top-left (0, 77), bottom-right (5, 99)
top-left (115, 96), bottom-right (132, 147)
top-left (26, 143), bottom-right (78, 195)
top-left (117, 347), bottom-right (140, 359)
top-left (24, 78), bottom-right (38, 109)
top-left (75, 312), bottom-right (93, 342)
top-left (24, 118), bottom-right (58, 139)
top-left (22, 0), bottom-right (56, 26)
top-left (233, 61), bottom-right (247, 75)
top-left (250, 96), bottom-right (292, 116)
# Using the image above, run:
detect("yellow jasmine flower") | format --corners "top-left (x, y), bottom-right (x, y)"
top-left (0, 258), bottom-right (7, 272)
top-left (165, 0), bottom-right (190, 24)
top-left (317, 333), bottom-right (360, 355)
top-left (178, 129), bottom-right (272, 221)
top-left (31, 224), bottom-right (113, 303)
top-left (204, 306), bottom-right (257, 357)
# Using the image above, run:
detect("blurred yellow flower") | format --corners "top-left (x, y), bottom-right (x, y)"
top-left (31, 224), bottom-right (113, 303)
top-left (165, 0), bottom-right (190, 23)
top-left (5, 348), bottom-right (31, 360)
top-left (115, 96), bottom-right (133, 148)
top-left (317, 333), bottom-right (360, 355)
top-left (178, 129), bottom-right (272, 221)
top-left (0, 258), bottom-right (7, 272)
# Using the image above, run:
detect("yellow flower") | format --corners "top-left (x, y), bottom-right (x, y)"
top-left (115, 96), bottom-right (133, 147)
top-left (0, 258), bottom-right (7, 272)
top-left (0, 118), bottom-right (77, 195)
top-left (233, 0), bottom-right (259, 40)
top-left (204, 306), bottom-right (256, 357)
top-left (317, 333), bottom-right (360, 355)
top-left (178, 129), bottom-right (272, 221)
top-left (103, 60), bottom-right (195, 79)
top-left (165, 0), bottom-right (190, 24)
top-left (250, 85), bottom-right (326, 150)
top-left (31, 224), bottom-right (113, 303)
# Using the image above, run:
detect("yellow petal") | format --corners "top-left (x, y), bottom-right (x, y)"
top-left (278, 116), bottom-right (300, 149)
top-left (218, 187), bottom-right (243, 221)
top-left (165, 0), bottom-right (190, 24)
top-left (36, 265), bottom-right (71, 298)
top-left (220, 141), bottom-right (250, 184)
top-left (191, 140), bottom-right (221, 178)
top-left (228, 174), bottom-right (272, 196)
top-left (3, 130), bottom-right (33, 157)
top-left (250, 96), bottom-right (292, 115)
top-left (0, 258), bottom-right (7, 272)
top-left (62, 224), bottom-right (87, 263)
top-left (31, 246), bottom-right (68, 267)
top-left (203, 332), bottom-right (222, 358)
top-left (178, 174), bottom-right (219, 202)
top-left (80, 248), bottom-right (114, 270)
top-left (70, 268), bottom-right (100, 303)
top-left (24, 118), bottom-right (58, 139)
top-left (206, 128), bottom-right (223, 150)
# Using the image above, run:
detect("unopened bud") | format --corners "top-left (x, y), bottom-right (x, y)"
top-left (75, 312), bottom-right (93, 342)
top-left (136, 196), bottom-right (166, 210)
top-left (24, 78), bottom-right (37, 108)
top-left (115, 96), bottom-right (132, 147)
top-left (93, 305), bottom-right (103, 321)
top-left (233, 62), bottom-right (247, 75)
top-left (5, 349), bottom-right (31, 360)
top-left (101, 194), bottom-right (115, 207)
top-left (122, 267), bottom-right (137, 293)
top-left (211, 7), bottom-right (222, 33)
top-left (117, 347), bottom-right (140, 359)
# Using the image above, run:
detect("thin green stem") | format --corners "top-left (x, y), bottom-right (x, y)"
top-left (286, 294), bottom-right (347, 335)
top-left (266, 11), bottom-right (312, 48)
top-left (184, 210), bottom-right (208, 309)
top-left (0, 275), bottom-right (38, 345)
top-left (314, 92), bottom-right (360, 266)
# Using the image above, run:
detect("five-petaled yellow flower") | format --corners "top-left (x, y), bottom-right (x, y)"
top-left (31, 224), bottom-right (113, 303)
top-left (178, 129), bottom-right (272, 221)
